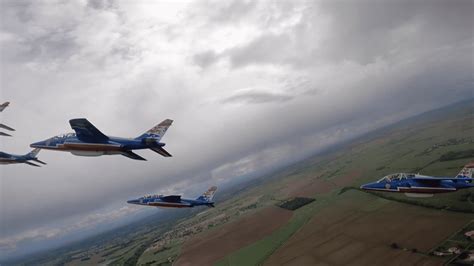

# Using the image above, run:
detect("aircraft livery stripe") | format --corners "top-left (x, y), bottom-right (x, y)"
top-left (362, 186), bottom-right (456, 193)
top-left (148, 202), bottom-right (191, 207)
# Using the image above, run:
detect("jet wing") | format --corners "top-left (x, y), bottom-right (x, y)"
top-left (412, 177), bottom-right (473, 186)
top-left (0, 132), bottom-right (12, 137)
top-left (69, 118), bottom-right (109, 142)
top-left (161, 195), bottom-right (181, 202)
top-left (150, 147), bottom-right (172, 157)
top-left (121, 151), bottom-right (147, 161)
top-left (412, 177), bottom-right (474, 182)
top-left (0, 123), bottom-right (15, 131)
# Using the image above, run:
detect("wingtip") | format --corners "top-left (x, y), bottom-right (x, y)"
top-left (69, 118), bottom-right (88, 123)
top-left (159, 119), bottom-right (174, 126)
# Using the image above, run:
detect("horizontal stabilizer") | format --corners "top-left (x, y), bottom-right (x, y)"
top-left (0, 131), bottom-right (12, 137)
top-left (150, 147), bottom-right (172, 157)
top-left (33, 159), bottom-right (47, 165)
top-left (121, 151), bottom-right (147, 161)
top-left (0, 102), bottom-right (10, 112)
top-left (0, 123), bottom-right (15, 131)
top-left (25, 161), bottom-right (40, 167)
top-left (161, 195), bottom-right (181, 202)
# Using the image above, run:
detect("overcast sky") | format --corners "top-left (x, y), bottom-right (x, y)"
top-left (0, 0), bottom-right (472, 259)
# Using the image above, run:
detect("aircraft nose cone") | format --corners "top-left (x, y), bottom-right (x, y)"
top-left (127, 199), bottom-right (139, 204)
top-left (30, 140), bottom-right (46, 148)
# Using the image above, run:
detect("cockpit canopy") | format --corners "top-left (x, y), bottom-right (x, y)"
top-left (53, 133), bottom-right (76, 139)
top-left (377, 173), bottom-right (416, 182)
top-left (142, 194), bottom-right (163, 199)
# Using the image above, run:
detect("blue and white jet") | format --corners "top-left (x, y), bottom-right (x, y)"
top-left (360, 163), bottom-right (474, 197)
top-left (30, 118), bottom-right (173, 161)
top-left (0, 148), bottom-right (46, 167)
top-left (0, 102), bottom-right (15, 137)
top-left (127, 186), bottom-right (218, 208)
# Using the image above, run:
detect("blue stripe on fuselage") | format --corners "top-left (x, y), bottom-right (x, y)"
top-left (32, 135), bottom-right (165, 151)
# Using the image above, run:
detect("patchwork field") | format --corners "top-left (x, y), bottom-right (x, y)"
top-left (265, 191), bottom-right (473, 266)
top-left (175, 206), bottom-right (292, 266)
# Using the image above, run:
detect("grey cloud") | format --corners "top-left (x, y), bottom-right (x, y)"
top-left (221, 90), bottom-right (293, 104)
top-left (87, 0), bottom-right (118, 10)
top-left (317, 0), bottom-right (473, 64)
top-left (189, 0), bottom-right (257, 24)
top-left (193, 50), bottom-right (220, 68)
top-left (225, 34), bottom-right (294, 68)
top-left (216, 0), bottom-right (473, 68)
top-left (1, 2), bottom-right (78, 63)
top-left (0, 0), bottom-right (132, 68)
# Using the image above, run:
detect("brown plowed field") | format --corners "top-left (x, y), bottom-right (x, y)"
top-left (175, 206), bottom-right (293, 266)
top-left (265, 193), bottom-right (472, 266)
top-left (284, 179), bottom-right (336, 197)
top-left (282, 170), bottom-right (361, 198)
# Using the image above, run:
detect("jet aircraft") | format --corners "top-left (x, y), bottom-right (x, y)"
top-left (360, 163), bottom-right (474, 197)
top-left (0, 102), bottom-right (15, 136)
top-left (127, 186), bottom-right (218, 208)
top-left (30, 118), bottom-right (173, 161)
top-left (0, 148), bottom-right (46, 167)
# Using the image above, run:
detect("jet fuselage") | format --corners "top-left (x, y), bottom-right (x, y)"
top-left (0, 149), bottom-right (45, 167)
top-left (127, 196), bottom-right (213, 208)
top-left (360, 171), bottom-right (474, 197)
top-left (31, 133), bottom-right (165, 156)
top-left (30, 118), bottom-right (173, 160)
top-left (0, 152), bottom-right (30, 164)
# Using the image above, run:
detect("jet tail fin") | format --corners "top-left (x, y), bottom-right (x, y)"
top-left (27, 148), bottom-right (41, 158)
top-left (196, 186), bottom-right (217, 202)
top-left (136, 119), bottom-right (173, 142)
top-left (456, 162), bottom-right (474, 178)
